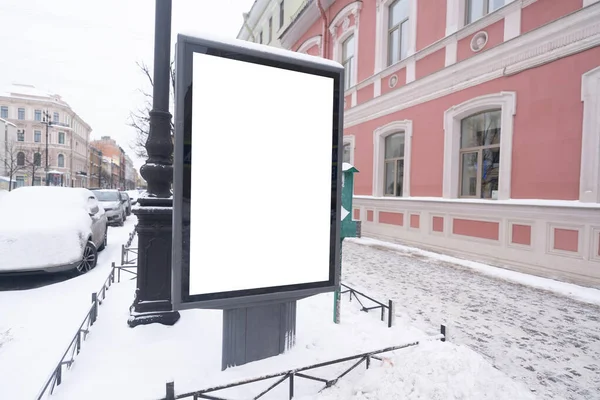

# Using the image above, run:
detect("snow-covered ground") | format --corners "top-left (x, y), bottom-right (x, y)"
top-left (46, 276), bottom-right (534, 400)
top-left (2, 226), bottom-right (598, 399)
top-left (0, 216), bottom-right (137, 400)
top-left (343, 238), bottom-right (600, 400)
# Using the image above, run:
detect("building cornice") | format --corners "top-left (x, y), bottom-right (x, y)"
top-left (279, 0), bottom-right (335, 49)
top-left (345, 3), bottom-right (600, 128)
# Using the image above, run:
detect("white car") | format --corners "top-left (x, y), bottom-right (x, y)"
top-left (0, 187), bottom-right (108, 275)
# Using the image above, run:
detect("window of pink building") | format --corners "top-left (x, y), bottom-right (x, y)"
top-left (466, 0), bottom-right (506, 24)
top-left (388, 0), bottom-right (410, 66)
top-left (459, 110), bottom-right (501, 199)
top-left (384, 132), bottom-right (405, 196)
top-left (342, 35), bottom-right (355, 89)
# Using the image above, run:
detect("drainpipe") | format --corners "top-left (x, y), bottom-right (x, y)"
top-left (316, 0), bottom-right (328, 59)
top-left (242, 13), bottom-right (256, 42)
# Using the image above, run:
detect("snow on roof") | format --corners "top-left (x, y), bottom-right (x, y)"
top-left (0, 83), bottom-right (71, 108)
top-left (177, 31), bottom-right (343, 70)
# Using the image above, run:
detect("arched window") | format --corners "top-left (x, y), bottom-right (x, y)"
top-left (373, 120), bottom-right (413, 197)
top-left (442, 91), bottom-right (516, 200)
top-left (17, 152), bottom-right (25, 166)
top-left (34, 153), bottom-right (41, 167)
top-left (58, 154), bottom-right (65, 168)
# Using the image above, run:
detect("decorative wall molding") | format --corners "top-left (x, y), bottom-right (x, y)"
top-left (345, 4), bottom-right (600, 127)
top-left (279, 0), bottom-right (335, 49)
top-left (503, 6), bottom-right (522, 41)
top-left (372, 120), bottom-right (413, 197)
top-left (352, 195), bottom-right (600, 287)
top-left (331, 2), bottom-right (362, 88)
top-left (579, 66), bottom-right (600, 203)
top-left (296, 35), bottom-right (322, 53)
top-left (442, 91), bottom-right (516, 200)
top-left (470, 31), bottom-right (488, 52)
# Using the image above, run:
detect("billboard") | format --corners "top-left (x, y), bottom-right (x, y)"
top-left (172, 33), bottom-right (345, 310)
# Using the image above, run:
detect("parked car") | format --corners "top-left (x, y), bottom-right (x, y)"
top-left (91, 189), bottom-right (127, 226)
top-left (120, 192), bottom-right (132, 216)
top-left (0, 186), bottom-right (108, 275)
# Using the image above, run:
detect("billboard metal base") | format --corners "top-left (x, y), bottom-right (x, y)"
top-left (222, 301), bottom-right (297, 371)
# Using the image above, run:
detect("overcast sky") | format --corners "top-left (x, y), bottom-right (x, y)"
top-left (0, 0), bottom-right (255, 170)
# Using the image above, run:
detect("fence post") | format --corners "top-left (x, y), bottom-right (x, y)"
top-left (441, 325), bottom-right (446, 342)
top-left (91, 293), bottom-right (98, 325)
top-left (166, 381), bottom-right (175, 400)
top-left (55, 364), bottom-right (62, 386)
top-left (111, 263), bottom-right (115, 284)
top-left (121, 244), bottom-right (125, 265)
top-left (388, 300), bottom-right (394, 328)
top-left (288, 373), bottom-right (294, 399)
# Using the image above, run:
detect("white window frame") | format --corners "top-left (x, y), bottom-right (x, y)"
top-left (443, 91), bottom-right (516, 200)
top-left (373, 120), bottom-right (413, 197)
top-left (374, 0), bottom-right (417, 73)
top-left (580, 66), bottom-right (600, 203)
top-left (297, 35), bottom-right (322, 54)
top-left (330, 1), bottom-right (362, 89)
top-left (343, 134), bottom-right (356, 165)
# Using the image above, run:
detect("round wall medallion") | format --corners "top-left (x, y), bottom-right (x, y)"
top-left (388, 74), bottom-right (398, 88)
top-left (470, 31), bottom-right (488, 52)
top-left (342, 16), bottom-right (351, 31)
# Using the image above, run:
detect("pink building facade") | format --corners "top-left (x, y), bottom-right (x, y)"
top-left (276, 0), bottom-right (600, 287)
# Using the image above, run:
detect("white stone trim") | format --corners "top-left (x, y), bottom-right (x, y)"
top-left (296, 35), bottom-right (322, 53)
top-left (372, 120), bottom-right (413, 197)
top-left (580, 66), bottom-right (600, 203)
top-left (442, 91), bottom-right (516, 200)
top-left (374, 77), bottom-right (382, 97)
top-left (331, 2), bottom-right (361, 88)
top-left (374, 0), bottom-right (418, 74)
top-left (591, 226), bottom-right (600, 262)
top-left (406, 59), bottom-right (416, 83)
top-left (343, 134), bottom-right (356, 165)
top-left (345, 4), bottom-right (600, 127)
top-left (445, 39), bottom-right (458, 66)
top-left (503, 6), bottom-right (521, 41)
top-left (584, 0), bottom-right (600, 7)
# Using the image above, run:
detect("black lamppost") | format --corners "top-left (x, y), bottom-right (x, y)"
top-left (128, 0), bottom-right (180, 327)
top-left (42, 110), bottom-right (53, 186)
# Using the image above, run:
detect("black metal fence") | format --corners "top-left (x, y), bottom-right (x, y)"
top-left (36, 227), bottom-right (138, 399)
top-left (35, 267), bottom-right (116, 399)
top-left (121, 224), bottom-right (138, 266)
top-left (340, 283), bottom-right (394, 328)
top-left (162, 330), bottom-right (446, 400)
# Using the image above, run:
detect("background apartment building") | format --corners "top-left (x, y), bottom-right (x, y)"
top-left (239, 0), bottom-right (600, 287)
top-left (90, 136), bottom-right (136, 190)
top-left (0, 83), bottom-right (92, 188)
top-left (1, 117), bottom-right (18, 190)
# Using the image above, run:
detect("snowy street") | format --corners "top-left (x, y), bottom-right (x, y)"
top-left (0, 216), bottom-right (137, 400)
top-left (342, 238), bottom-right (600, 400)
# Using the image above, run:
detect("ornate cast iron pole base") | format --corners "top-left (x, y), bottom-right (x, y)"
top-left (128, 197), bottom-right (180, 327)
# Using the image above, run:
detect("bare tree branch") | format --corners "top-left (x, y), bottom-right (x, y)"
top-left (128, 60), bottom-right (176, 159)
top-left (0, 140), bottom-right (27, 191)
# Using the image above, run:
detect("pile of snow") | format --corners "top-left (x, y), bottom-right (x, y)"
top-left (47, 279), bottom-right (535, 400)
top-left (0, 187), bottom-right (95, 271)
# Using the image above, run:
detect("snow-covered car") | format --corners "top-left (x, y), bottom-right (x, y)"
top-left (0, 186), bottom-right (108, 275)
top-left (91, 189), bottom-right (127, 226)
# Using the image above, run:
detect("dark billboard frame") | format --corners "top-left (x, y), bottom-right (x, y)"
top-left (171, 33), bottom-right (345, 310)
